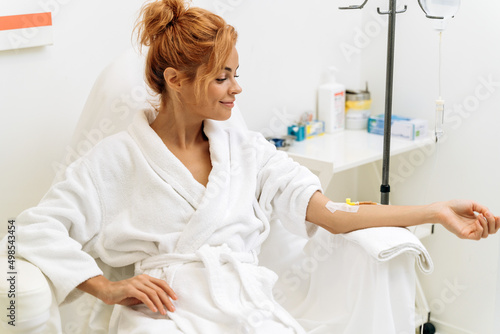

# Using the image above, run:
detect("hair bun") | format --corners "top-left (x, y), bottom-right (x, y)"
top-left (162, 0), bottom-right (185, 21)
top-left (137, 0), bottom-right (187, 46)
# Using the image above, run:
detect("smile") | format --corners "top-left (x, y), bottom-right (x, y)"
top-left (220, 101), bottom-right (234, 108)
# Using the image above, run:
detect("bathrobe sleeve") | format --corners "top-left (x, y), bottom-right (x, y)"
top-left (14, 157), bottom-right (104, 305)
top-left (254, 134), bottom-right (322, 239)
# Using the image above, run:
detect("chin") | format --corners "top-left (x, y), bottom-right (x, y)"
top-left (212, 108), bottom-right (232, 121)
top-left (215, 112), bottom-right (232, 121)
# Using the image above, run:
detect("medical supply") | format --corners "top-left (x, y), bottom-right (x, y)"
top-left (419, 0), bottom-right (461, 31)
top-left (345, 198), bottom-right (378, 206)
top-left (368, 114), bottom-right (428, 140)
top-left (325, 201), bottom-right (359, 214)
top-left (318, 67), bottom-right (345, 133)
top-left (435, 98), bottom-right (444, 142)
top-left (287, 120), bottom-right (325, 141)
top-left (306, 120), bottom-right (325, 138)
top-left (267, 136), bottom-right (295, 150)
top-left (288, 125), bottom-right (305, 141)
top-left (288, 112), bottom-right (325, 141)
top-left (345, 84), bottom-right (372, 130)
top-left (418, 1), bottom-right (460, 142)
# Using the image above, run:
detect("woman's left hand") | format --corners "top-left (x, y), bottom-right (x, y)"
top-left (434, 200), bottom-right (500, 240)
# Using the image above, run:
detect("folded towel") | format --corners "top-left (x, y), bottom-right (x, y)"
top-left (341, 227), bottom-right (434, 274)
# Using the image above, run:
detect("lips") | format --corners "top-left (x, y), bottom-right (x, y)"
top-left (220, 101), bottom-right (235, 108)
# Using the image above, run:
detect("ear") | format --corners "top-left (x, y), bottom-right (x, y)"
top-left (163, 67), bottom-right (182, 93)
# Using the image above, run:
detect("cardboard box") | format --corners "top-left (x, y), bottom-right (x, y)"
top-left (367, 115), bottom-right (428, 140)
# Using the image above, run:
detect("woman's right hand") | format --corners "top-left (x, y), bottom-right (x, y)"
top-left (78, 274), bottom-right (177, 315)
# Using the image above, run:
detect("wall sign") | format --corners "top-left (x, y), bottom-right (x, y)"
top-left (0, 11), bottom-right (53, 51)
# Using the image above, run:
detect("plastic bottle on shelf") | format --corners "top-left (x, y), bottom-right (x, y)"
top-left (318, 67), bottom-right (345, 133)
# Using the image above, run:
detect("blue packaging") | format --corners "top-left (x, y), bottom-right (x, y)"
top-left (368, 114), bottom-right (428, 140)
top-left (288, 125), bottom-right (306, 141)
top-left (367, 114), bottom-right (410, 135)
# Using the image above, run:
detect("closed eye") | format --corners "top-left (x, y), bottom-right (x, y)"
top-left (216, 75), bottom-right (239, 83)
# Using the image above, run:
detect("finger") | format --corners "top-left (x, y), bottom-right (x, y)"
top-left (130, 290), bottom-right (160, 314)
top-left (144, 280), bottom-right (176, 313)
top-left (478, 214), bottom-right (489, 239)
top-left (150, 277), bottom-right (178, 300)
top-left (470, 201), bottom-right (490, 216)
top-left (485, 212), bottom-right (497, 234)
top-left (128, 276), bottom-right (168, 314)
top-left (495, 216), bottom-right (500, 233)
top-left (471, 220), bottom-right (483, 240)
top-left (142, 282), bottom-right (175, 315)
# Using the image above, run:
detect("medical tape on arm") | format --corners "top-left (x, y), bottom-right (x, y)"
top-left (325, 201), bottom-right (359, 214)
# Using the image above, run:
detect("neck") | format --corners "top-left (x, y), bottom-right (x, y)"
top-left (150, 99), bottom-right (206, 149)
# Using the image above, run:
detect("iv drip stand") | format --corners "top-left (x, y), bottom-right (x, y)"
top-left (379, 0), bottom-right (407, 205)
top-left (340, 0), bottom-right (407, 205)
top-left (339, 3), bottom-right (442, 332)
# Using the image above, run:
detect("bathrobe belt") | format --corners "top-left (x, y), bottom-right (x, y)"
top-left (134, 244), bottom-right (303, 331)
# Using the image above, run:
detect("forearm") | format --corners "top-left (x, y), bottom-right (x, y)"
top-left (306, 191), bottom-right (438, 234)
top-left (77, 275), bottom-right (110, 301)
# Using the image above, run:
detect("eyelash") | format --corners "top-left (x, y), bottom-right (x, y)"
top-left (216, 75), bottom-right (239, 82)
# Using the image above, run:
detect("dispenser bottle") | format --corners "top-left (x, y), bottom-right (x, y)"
top-left (318, 67), bottom-right (346, 133)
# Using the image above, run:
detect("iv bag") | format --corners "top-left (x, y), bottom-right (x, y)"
top-left (420, 0), bottom-right (461, 30)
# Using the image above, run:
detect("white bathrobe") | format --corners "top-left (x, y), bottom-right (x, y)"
top-left (15, 109), bottom-right (322, 333)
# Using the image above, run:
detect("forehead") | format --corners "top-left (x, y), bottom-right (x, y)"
top-left (224, 47), bottom-right (239, 69)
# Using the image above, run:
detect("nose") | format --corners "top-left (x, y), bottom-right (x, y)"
top-left (230, 80), bottom-right (242, 95)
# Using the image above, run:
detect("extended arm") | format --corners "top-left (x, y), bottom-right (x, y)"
top-left (306, 191), bottom-right (500, 240)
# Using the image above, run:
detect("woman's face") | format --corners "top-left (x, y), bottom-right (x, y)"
top-left (182, 46), bottom-right (242, 121)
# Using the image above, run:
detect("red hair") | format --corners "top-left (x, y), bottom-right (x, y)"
top-left (135, 0), bottom-right (238, 104)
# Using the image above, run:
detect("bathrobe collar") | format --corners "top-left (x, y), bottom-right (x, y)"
top-left (128, 109), bottom-right (232, 252)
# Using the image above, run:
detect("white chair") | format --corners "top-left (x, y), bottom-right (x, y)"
top-left (0, 48), bottom-right (432, 334)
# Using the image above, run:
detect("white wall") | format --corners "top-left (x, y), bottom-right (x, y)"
top-left (1, 0), bottom-right (499, 333)
top-left (1, 0), bottom-right (361, 222)
top-left (209, 0), bottom-right (363, 134)
top-left (1, 0), bottom-right (145, 222)
top-left (358, 0), bottom-right (500, 333)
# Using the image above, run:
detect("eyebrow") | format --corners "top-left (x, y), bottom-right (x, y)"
top-left (224, 65), bottom-right (239, 72)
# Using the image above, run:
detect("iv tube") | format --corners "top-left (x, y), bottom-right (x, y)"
top-left (435, 31), bottom-right (444, 142)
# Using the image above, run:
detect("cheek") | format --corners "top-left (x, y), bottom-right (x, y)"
top-left (207, 85), bottom-right (225, 102)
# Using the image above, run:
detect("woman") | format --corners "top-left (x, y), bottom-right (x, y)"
top-left (12, 0), bottom-right (499, 333)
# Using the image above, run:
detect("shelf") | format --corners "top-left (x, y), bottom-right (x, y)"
top-left (286, 129), bottom-right (435, 188)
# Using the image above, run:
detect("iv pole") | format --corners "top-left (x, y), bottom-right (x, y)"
top-left (378, 0), bottom-right (407, 205)
top-left (340, 0), bottom-right (408, 205)
top-left (340, 0), bottom-right (447, 205)
top-left (338, 2), bottom-right (451, 333)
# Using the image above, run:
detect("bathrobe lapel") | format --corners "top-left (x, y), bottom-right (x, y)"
top-left (175, 119), bottom-right (231, 253)
top-left (129, 110), bottom-right (231, 253)
top-left (128, 110), bottom-right (206, 209)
